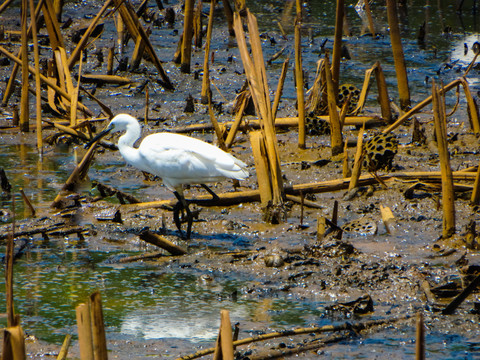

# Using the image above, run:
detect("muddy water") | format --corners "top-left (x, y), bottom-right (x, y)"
top-left (1, 0), bottom-right (480, 358)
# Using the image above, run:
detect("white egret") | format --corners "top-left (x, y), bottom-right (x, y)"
top-left (87, 114), bottom-right (249, 239)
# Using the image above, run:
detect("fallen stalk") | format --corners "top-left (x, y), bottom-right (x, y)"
top-left (176, 315), bottom-right (410, 360)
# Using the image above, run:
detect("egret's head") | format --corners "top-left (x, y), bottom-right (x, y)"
top-left (85, 114), bottom-right (139, 149)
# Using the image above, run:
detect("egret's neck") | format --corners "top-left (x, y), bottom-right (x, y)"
top-left (117, 122), bottom-right (142, 165)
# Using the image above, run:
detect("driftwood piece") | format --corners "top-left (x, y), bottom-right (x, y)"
top-left (139, 230), bottom-right (187, 255)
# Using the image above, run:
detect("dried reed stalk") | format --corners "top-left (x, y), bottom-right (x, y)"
top-left (20, 0), bottom-right (29, 132)
top-left (382, 78), bottom-right (462, 134)
top-left (0, 46), bottom-right (94, 116)
top-left (213, 310), bottom-right (234, 360)
top-left (458, 77), bottom-right (480, 133)
top-left (57, 334), bottom-right (72, 360)
top-left (324, 52), bottom-right (343, 155)
top-left (180, 0), bottom-right (194, 73)
top-left (90, 292), bottom-right (108, 360)
top-left (386, 0), bottom-right (411, 110)
top-left (295, 18), bottom-right (305, 149)
top-left (208, 95), bottom-right (227, 151)
top-left (342, 140), bottom-right (351, 178)
top-left (272, 58), bottom-right (289, 119)
top-left (144, 85), bottom-right (149, 124)
top-left (234, 10), bottom-right (285, 222)
top-left (250, 131), bottom-right (273, 207)
top-left (222, 0), bottom-right (234, 36)
top-left (1, 0), bottom-right (43, 107)
top-left (139, 230), bottom-right (187, 255)
top-left (5, 199), bottom-right (15, 327)
top-left (70, 54), bottom-right (83, 127)
top-left (3, 325), bottom-right (26, 359)
top-left (331, 0), bottom-right (344, 96)
top-left (112, 0), bottom-right (173, 89)
top-left (201, 0), bottom-right (216, 104)
top-left (193, 0), bottom-right (202, 48)
top-left (363, 0), bottom-right (376, 35)
top-left (374, 62), bottom-right (392, 122)
top-left (129, 29), bottom-right (146, 71)
top-left (471, 164), bottom-right (480, 205)
top-left (19, 188), bottom-right (35, 217)
top-left (432, 80), bottom-right (455, 238)
top-left (225, 96), bottom-right (246, 148)
top-left (415, 312), bottom-right (425, 360)
top-left (29, 0), bottom-right (42, 152)
top-left (348, 126), bottom-right (364, 190)
top-left (380, 204), bottom-right (396, 234)
top-left (76, 302), bottom-right (94, 360)
top-left (68, 0), bottom-right (112, 69)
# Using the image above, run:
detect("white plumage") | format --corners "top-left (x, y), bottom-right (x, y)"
top-left (89, 113), bottom-right (249, 238)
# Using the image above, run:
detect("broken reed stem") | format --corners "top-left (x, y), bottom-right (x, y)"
top-left (382, 78), bottom-right (462, 134)
top-left (180, 0), bottom-right (194, 73)
top-left (363, 0), bottom-right (376, 35)
top-left (200, 0), bottom-right (216, 104)
top-left (90, 292), bottom-right (108, 360)
top-left (208, 94), bottom-right (227, 151)
top-left (76, 303), bottom-right (94, 360)
top-left (5, 194), bottom-right (15, 327)
top-left (294, 18), bottom-right (305, 149)
top-left (138, 230), bottom-right (187, 255)
top-left (331, 0), bottom-right (344, 97)
top-left (432, 80), bottom-right (455, 238)
top-left (57, 334), bottom-right (72, 360)
top-left (272, 58), bottom-right (289, 119)
top-left (415, 312), bottom-right (425, 360)
top-left (3, 325), bottom-right (26, 359)
top-left (68, 0), bottom-right (112, 69)
top-left (348, 126), bottom-right (365, 190)
top-left (374, 62), bottom-right (393, 122)
top-left (20, 0), bottom-right (29, 132)
top-left (225, 96), bottom-right (246, 149)
top-left (250, 131), bottom-right (273, 207)
top-left (471, 163), bottom-right (480, 205)
top-left (459, 77), bottom-right (480, 134)
top-left (19, 188), bottom-right (36, 217)
top-left (219, 310), bottom-right (234, 360)
top-left (70, 53), bottom-right (83, 127)
top-left (0, 45), bottom-right (94, 116)
top-left (386, 0), bottom-right (411, 110)
top-left (176, 316), bottom-right (409, 360)
top-left (324, 51), bottom-right (343, 156)
top-left (30, 0), bottom-right (42, 152)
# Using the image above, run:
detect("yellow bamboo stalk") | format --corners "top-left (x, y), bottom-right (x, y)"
top-left (374, 62), bottom-right (393, 122)
top-left (30, 0), bottom-right (42, 153)
top-left (471, 163), bottom-right (480, 205)
top-left (382, 78), bottom-right (462, 134)
top-left (201, 0), bottom-right (215, 104)
top-left (76, 303), bottom-right (94, 360)
top-left (272, 58), bottom-right (289, 119)
top-left (20, 0), bottom-right (29, 132)
top-left (386, 0), bottom-right (411, 110)
top-left (363, 0), bottom-right (376, 35)
top-left (250, 131), bottom-right (273, 207)
top-left (90, 292), bottom-right (108, 360)
top-left (432, 80), bottom-right (455, 238)
top-left (181, 0), bottom-right (194, 73)
top-left (295, 18), bottom-right (305, 149)
top-left (3, 326), bottom-right (26, 359)
top-left (331, 0), bottom-right (344, 96)
top-left (348, 126), bottom-right (364, 190)
top-left (67, 0), bottom-right (112, 69)
top-left (324, 52), bottom-right (343, 156)
top-left (70, 54), bottom-right (83, 127)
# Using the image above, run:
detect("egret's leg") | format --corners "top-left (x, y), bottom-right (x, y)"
top-left (173, 191), bottom-right (193, 239)
top-left (201, 184), bottom-right (220, 201)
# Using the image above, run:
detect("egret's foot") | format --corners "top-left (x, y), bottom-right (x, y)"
top-left (173, 191), bottom-right (193, 240)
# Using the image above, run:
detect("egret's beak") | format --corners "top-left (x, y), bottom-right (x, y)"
top-left (84, 126), bottom-right (113, 149)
